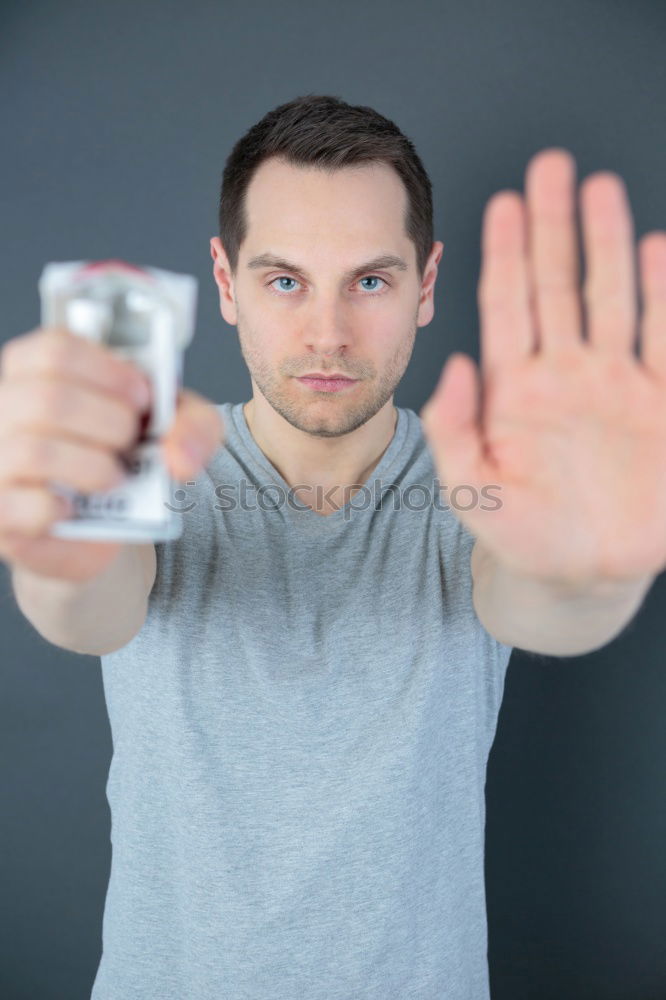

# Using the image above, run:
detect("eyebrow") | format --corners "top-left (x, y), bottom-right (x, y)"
top-left (246, 252), bottom-right (408, 283)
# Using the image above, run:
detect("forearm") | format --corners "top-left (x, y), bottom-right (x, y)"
top-left (11, 543), bottom-right (154, 656)
top-left (472, 548), bottom-right (655, 656)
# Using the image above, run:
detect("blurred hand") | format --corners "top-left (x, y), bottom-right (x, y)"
top-left (421, 148), bottom-right (666, 587)
top-left (0, 326), bottom-right (224, 582)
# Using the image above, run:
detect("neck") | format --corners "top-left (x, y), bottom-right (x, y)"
top-left (242, 396), bottom-right (398, 516)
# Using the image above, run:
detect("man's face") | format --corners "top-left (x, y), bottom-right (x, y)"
top-left (211, 157), bottom-right (442, 438)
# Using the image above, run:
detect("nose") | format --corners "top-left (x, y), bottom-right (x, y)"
top-left (301, 296), bottom-right (352, 356)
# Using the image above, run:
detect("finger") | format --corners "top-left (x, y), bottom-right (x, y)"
top-left (0, 485), bottom-right (71, 537)
top-left (0, 429), bottom-right (128, 493)
top-left (477, 190), bottom-right (534, 380)
top-left (160, 390), bottom-right (225, 480)
top-left (1, 532), bottom-right (123, 580)
top-left (0, 327), bottom-right (152, 410)
top-left (420, 353), bottom-right (487, 494)
top-left (638, 231), bottom-right (666, 380)
top-left (525, 148), bottom-right (584, 355)
top-left (580, 171), bottom-right (638, 355)
top-left (0, 376), bottom-right (141, 452)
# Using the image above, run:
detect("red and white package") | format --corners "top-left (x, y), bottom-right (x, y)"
top-left (38, 258), bottom-right (197, 541)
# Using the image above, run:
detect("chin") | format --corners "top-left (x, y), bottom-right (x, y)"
top-left (292, 401), bottom-right (379, 439)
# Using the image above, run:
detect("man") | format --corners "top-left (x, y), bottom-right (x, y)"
top-left (4, 93), bottom-right (665, 999)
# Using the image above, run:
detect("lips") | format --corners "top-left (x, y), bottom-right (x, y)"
top-left (295, 375), bottom-right (359, 393)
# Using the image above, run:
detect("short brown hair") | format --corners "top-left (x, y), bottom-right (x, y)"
top-left (218, 94), bottom-right (434, 280)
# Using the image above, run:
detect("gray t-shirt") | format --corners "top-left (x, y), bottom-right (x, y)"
top-left (92, 401), bottom-right (513, 1000)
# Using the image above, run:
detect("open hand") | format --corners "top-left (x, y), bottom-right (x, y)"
top-left (420, 148), bottom-right (666, 586)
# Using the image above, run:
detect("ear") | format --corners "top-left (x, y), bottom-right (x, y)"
top-left (210, 237), bottom-right (238, 325)
top-left (416, 240), bottom-right (444, 328)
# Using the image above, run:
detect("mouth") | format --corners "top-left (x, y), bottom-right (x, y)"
top-left (295, 374), bottom-right (359, 393)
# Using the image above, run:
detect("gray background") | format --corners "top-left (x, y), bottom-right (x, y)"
top-left (1, 0), bottom-right (665, 997)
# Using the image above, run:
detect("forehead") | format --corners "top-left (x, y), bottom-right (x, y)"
top-left (242, 157), bottom-right (411, 253)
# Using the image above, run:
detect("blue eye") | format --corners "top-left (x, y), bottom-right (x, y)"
top-left (273, 277), bottom-right (298, 292)
top-left (359, 276), bottom-right (385, 292)
top-left (267, 275), bottom-right (388, 296)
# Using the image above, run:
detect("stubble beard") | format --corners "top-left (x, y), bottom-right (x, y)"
top-left (235, 311), bottom-right (418, 439)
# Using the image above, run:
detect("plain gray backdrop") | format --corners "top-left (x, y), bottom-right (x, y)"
top-left (1, 1), bottom-right (665, 997)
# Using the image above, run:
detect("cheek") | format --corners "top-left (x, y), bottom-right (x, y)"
top-left (366, 317), bottom-right (412, 355)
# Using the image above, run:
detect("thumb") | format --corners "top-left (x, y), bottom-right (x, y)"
top-left (419, 353), bottom-right (486, 492)
top-left (160, 388), bottom-right (225, 482)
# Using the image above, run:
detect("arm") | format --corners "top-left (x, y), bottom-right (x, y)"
top-left (470, 539), bottom-right (655, 656)
top-left (11, 542), bottom-right (156, 656)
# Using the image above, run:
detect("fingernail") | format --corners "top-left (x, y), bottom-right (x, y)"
top-left (182, 439), bottom-right (205, 466)
top-left (131, 377), bottom-right (152, 410)
top-left (56, 494), bottom-right (73, 518)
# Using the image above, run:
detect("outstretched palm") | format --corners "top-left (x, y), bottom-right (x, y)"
top-left (421, 149), bottom-right (666, 586)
